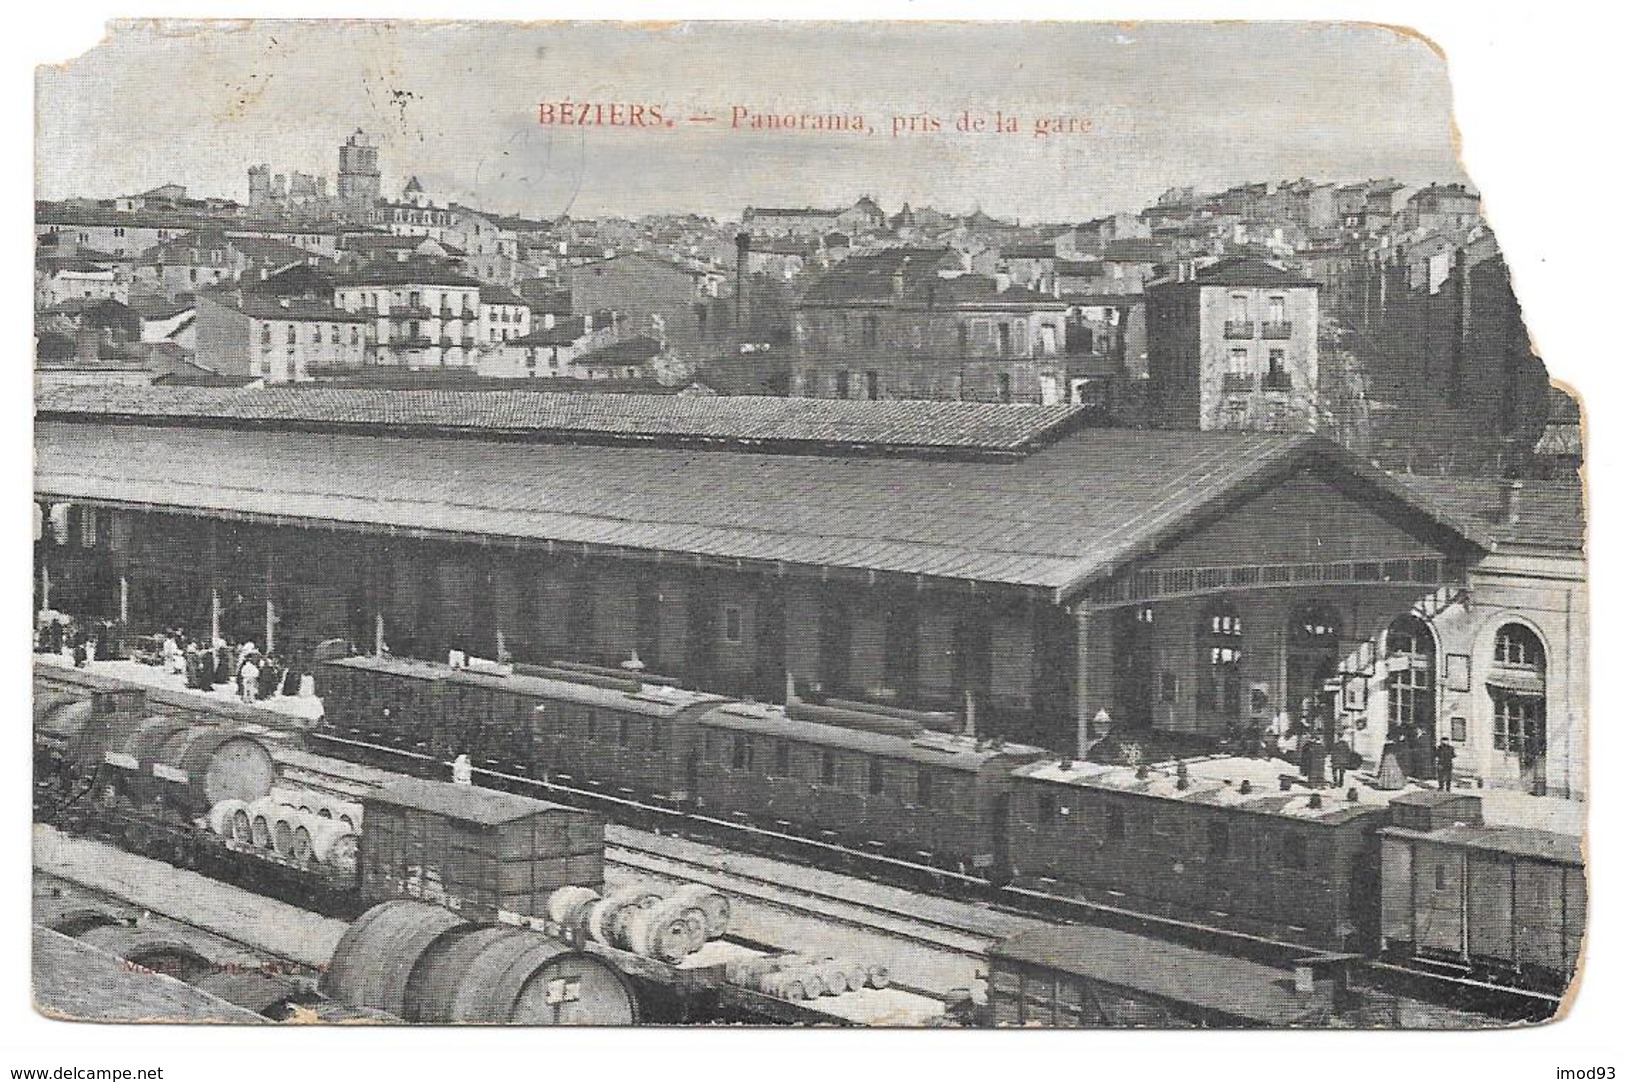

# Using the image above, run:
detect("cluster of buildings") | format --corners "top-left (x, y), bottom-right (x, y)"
top-left (36, 131), bottom-right (739, 394)
top-left (33, 135), bottom-right (1568, 477)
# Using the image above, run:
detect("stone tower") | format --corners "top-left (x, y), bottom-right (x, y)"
top-left (337, 129), bottom-right (381, 210)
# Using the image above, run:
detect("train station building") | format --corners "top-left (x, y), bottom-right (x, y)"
top-left (34, 387), bottom-right (1585, 800)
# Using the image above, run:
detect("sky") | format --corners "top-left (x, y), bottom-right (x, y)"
top-left (36, 20), bottom-right (1468, 222)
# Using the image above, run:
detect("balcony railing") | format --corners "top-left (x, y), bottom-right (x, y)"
top-left (390, 336), bottom-right (433, 349)
top-left (1223, 321), bottom-right (1255, 339)
top-left (388, 305), bottom-right (434, 319)
top-left (1263, 372), bottom-right (1293, 393)
top-left (1222, 373), bottom-right (1254, 392)
top-left (1261, 321), bottom-right (1293, 339)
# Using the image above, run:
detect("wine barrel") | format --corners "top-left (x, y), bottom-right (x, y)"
top-left (546, 886), bottom-right (601, 929)
top-left (208, 798), bottom-right (248, 837)
top-left (620, 898), bottom-right (695, 962)
top-left (587, 888), bottom-right (660, 948)
top-left (409, 924), bottom-right (639, 1025)
top-left (305, 818), bottom-right (359, 872)
top-left (322, 901), bottom-right (471, 1018)
top-left (150, 724), bottom-right (276, 815)
top-left (666, 883), bottom-right (730, 939)
top-left (245, 796), bottom-right (279, 850)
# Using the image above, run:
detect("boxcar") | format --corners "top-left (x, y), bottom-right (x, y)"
top-left (358, 775), bottom-right (604, 919)
top-left (692, 701), bottom-right (1044, 871)
top-left (1380, 821), bottom-right (1585, 990)
top-left (316, 655), bottom-right (452, 750)
top-left (1006, 757), bottom-right (1390, 950)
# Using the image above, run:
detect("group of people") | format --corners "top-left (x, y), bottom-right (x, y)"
top-left (35, 613), bottom-right (118, 669)
top-left (159, 629), bottom-right (303, 704)
top-left (1225, 709), bottom-right (1459, 791)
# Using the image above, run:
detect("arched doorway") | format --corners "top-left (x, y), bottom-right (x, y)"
top-left (1287, 602), bottom-right (1343, 743)
top-left (1489, 623), bottom-right (1548, 795)
top-left (1385, 615), bottom-right (1437, 778)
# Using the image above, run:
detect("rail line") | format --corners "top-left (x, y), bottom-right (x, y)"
top-left (34, 660), bottom-right (1562, 1024)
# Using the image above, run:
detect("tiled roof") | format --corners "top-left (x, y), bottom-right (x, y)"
top-left (1395, 476), bottom-right (1584, 552)
top-left (239, 297), bottom-right (369, 323)
top-left (479, 284), bottom-right (527, 307)
top-left (338, 260), bottom-right (481, 288)
top-left (35, 386), bottom-right (1086, 455)
top-left (574, 335), bottom-right (665, 366)
top-left (34, 419), bottom-right (1475, 596)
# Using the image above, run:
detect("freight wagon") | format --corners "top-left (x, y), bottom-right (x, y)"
top-left (1380, 791), bottom-right (1585, 993)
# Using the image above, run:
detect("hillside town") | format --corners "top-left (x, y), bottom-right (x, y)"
top-left (35, 130), bottom-right (1566, 480)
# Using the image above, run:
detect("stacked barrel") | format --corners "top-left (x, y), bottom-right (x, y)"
top-left (545, 882), bottom-right (731, 963)
top-left (724, 954), bottom-right (892, 1001)
top-left (207, 788), bottom-right (361, 875)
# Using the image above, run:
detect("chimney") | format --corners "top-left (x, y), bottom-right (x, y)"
top-left (963, 689), bottom-right (977, 739)
top-left (1499, 478), bottom-right (1525, 527)
top-left (734, 232), bottom-right (751, 332)
top-left (994, 271), bottom-right (1011, 294)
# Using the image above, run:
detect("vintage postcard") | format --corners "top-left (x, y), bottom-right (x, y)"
top-left (30, 18), bottom-right (1585, 1036)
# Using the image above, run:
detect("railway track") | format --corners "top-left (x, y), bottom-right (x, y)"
top-left (305, 731), bottom-right (1564, 1022)
top-left (35, 664), bottom-right (1563, 1023)
top-left (606, 836), bottom-right (1005, 960)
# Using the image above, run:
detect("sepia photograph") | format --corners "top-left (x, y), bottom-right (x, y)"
top-left (16, 7), bottom-right (1610, 1069)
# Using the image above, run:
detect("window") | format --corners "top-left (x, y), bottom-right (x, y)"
top-left (330, 324), bottom-right (340, 344)
top-left (916, 768), bottom-right (933, 807)
top-left (1197, 603), bottom-right (1244, 716)
top-left (834, 370), bottom-right (850, 399)
top-left (1227, 347), bottom-right (1250, 376)
top-left (732, 735), bottom-right (752, 771)
top-left (1280, 833), bottom-right (1307, 870)
top-left (351, 326), bottom-right (360, 346)
top-left (1266, 349), bottom-right (1288, 389)
top-left (957, 323), bottom-right (969, 354)
top-left (1039, 324), bottom-right (1058, 355)
top-left (997, 323), bottom-right (1012, 356)
top-left (1492, 692), bottom-right (1545, 756)
top-left (1208, 820), bottom-right (1230, 859)
top-left (868, 759), bottom-right (885, 796)
top-left (1228, 293), bottom-right (1250, 324)
top-left (1012, 321), bottom-right (1028, 356)
top-left (821, 750), bottom-right (837, 785)
top-left (1494, 625), bottom-right (1544, 668)
top-left (1267, 296), bottom-right (1286, 325)
top-left (311, 325), bottom-right (322, 344)
top-left (286, 325), bottom-right (297, 345)
top-left (864, 371), bottom-right (880, 400)
top-left (260, 324), bottom-right (272, 345)
top-left (1386, 616), bottom-right (1436, 747)
top-left (862, 314), bottom-right (879, 347)
top-left (774, 740), bottom-right (790, 777)
top-left (722, 605), bottom-right (743, 645)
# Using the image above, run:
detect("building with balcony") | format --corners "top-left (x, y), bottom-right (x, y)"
top-left (334, 260), bottom-right (483, 369)
top-left (1145, 257), bottom-right (1320, 432)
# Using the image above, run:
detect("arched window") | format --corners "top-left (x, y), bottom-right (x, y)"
top-left (1197, 602), bottom-right (1243, 716)
top-left (1489, 623), bottom-right (1548, 791)
top-left (1494, 624), bottom-right (1545, 669)
top-left (1385, 615), bottom-right (1437, 772)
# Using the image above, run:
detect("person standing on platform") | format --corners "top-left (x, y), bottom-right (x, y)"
top-left (452, 753), bottom-right (473, 786)
top-left (1435, 738), bottom-right (1456, 792)
top-left (239, 653), bottom-right (260, 704)
top-left (1330, 734), bottom-right (1354, 787)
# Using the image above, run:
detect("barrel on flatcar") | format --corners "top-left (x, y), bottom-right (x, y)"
top-left (692, 701), bottom-right (1043, 873)
top-left (1379, 792), bottom-right (1584, 992)
top-left (1006, 759), bottom-right (1390, 950)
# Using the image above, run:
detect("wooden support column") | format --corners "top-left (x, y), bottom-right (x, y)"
top-left (374, 611), bottom-right (387, 656)
top-left (207, 521), bottom-right (222, 643)
top-left (118, 574), bottom-right (129, 625)
top-left (37, 501), bottom-right (55, 614)
top-left (264, 552), bottom-right (277, 655)
top-left (1075, 603), bottom-right (1093, 758)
